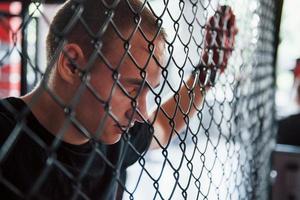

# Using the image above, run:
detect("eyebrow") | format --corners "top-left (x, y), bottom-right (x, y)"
top-left (123, 78), bottom-right (160, 89)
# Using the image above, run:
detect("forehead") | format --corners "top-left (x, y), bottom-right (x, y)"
top-left (104, 32), bottom-right (164, 88)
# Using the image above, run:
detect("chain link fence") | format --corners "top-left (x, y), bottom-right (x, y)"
top-left (0, 0), bottom-right (280, 199)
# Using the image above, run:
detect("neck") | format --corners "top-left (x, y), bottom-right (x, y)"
top-left (21, 85), bottom-right (89, 145)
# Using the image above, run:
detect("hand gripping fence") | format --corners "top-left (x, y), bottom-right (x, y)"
top-left (0, 0), bottom-right (280, 199)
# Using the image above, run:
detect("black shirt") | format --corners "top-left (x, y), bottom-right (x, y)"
top-left (277, 113), bottom-right (300, 146)
top-left (0, 97), bottom-right (153, 200)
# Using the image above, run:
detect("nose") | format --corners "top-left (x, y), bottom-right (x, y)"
top-left (125, 97), bottom-right (149, 123)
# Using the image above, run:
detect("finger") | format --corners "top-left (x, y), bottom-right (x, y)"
top-left (228, 15), bottom-right (238, 36)
top-left (226, 15), bottom-right (235, 36)
top-left (218, 5), bottom-right (233, 20)
top-left (207, 14), bottom-right (217, 28)
top-left (216, 7), bottom-right (236, 37)
top-left (207, 6), bottom-right (231, 29)
top-left (215, 6), bottom-right (234, 33)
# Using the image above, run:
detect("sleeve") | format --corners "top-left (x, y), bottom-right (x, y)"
top-left (122, 122), bottom-right (154, 168)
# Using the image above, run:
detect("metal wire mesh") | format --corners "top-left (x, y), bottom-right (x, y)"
top-left (0, 0), bottom-right (279, 199)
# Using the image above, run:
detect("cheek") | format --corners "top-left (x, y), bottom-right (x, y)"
top-left (110, 88), bottom-right (131, 114)
top-left (76, 87), bottom-right (105, 120)
top-left (90, 73), bottom-right (114, 101)
top-left (88, 72), bottom-right (133, 119)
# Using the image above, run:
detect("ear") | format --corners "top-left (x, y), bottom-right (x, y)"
top-left (57, 43), bottom-right (85, 84)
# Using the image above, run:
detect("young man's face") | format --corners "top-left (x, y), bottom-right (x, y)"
top-left (75, 33), bottom-right (163, 144)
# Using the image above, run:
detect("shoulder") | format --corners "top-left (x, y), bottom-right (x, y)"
top-left (0, 97), bottom-right (26, 121)
top-left (0, 97), bottom-right (19, 126)
top-left (278, 113), bottom-right (300, 128)
top-left (0, 97), bottom-right (26, 143)
top-left (277, 113), bottom-right (300, 145)
top-left (288, 112), bottom-right (300, 121)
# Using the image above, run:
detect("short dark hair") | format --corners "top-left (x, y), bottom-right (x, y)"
top-left (46, 0), bottom-right (166, 66)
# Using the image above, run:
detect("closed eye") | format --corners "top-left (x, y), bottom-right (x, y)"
top-left (128, 88), bottom-right (139, 97)
top-left (121, 77), bottom-right (159, 96)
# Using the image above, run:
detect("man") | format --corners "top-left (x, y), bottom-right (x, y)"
top-left (0, 0), bottom-right (237, 199)
top-left (277, 58), bottom-right (300, 145)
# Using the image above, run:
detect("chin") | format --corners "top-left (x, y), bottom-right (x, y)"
top-left (88, 121), bottom-right (123, 144)
top-left (98, 130), bottom-right (122, 145)
top-left (100, 136), bottom-right (122, 145)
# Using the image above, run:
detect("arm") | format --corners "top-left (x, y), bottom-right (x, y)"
top-left (150, 5), bottom-right (238, 149)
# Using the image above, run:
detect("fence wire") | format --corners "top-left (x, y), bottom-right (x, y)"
top-left (0, 0), bottom-right (278, 199)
